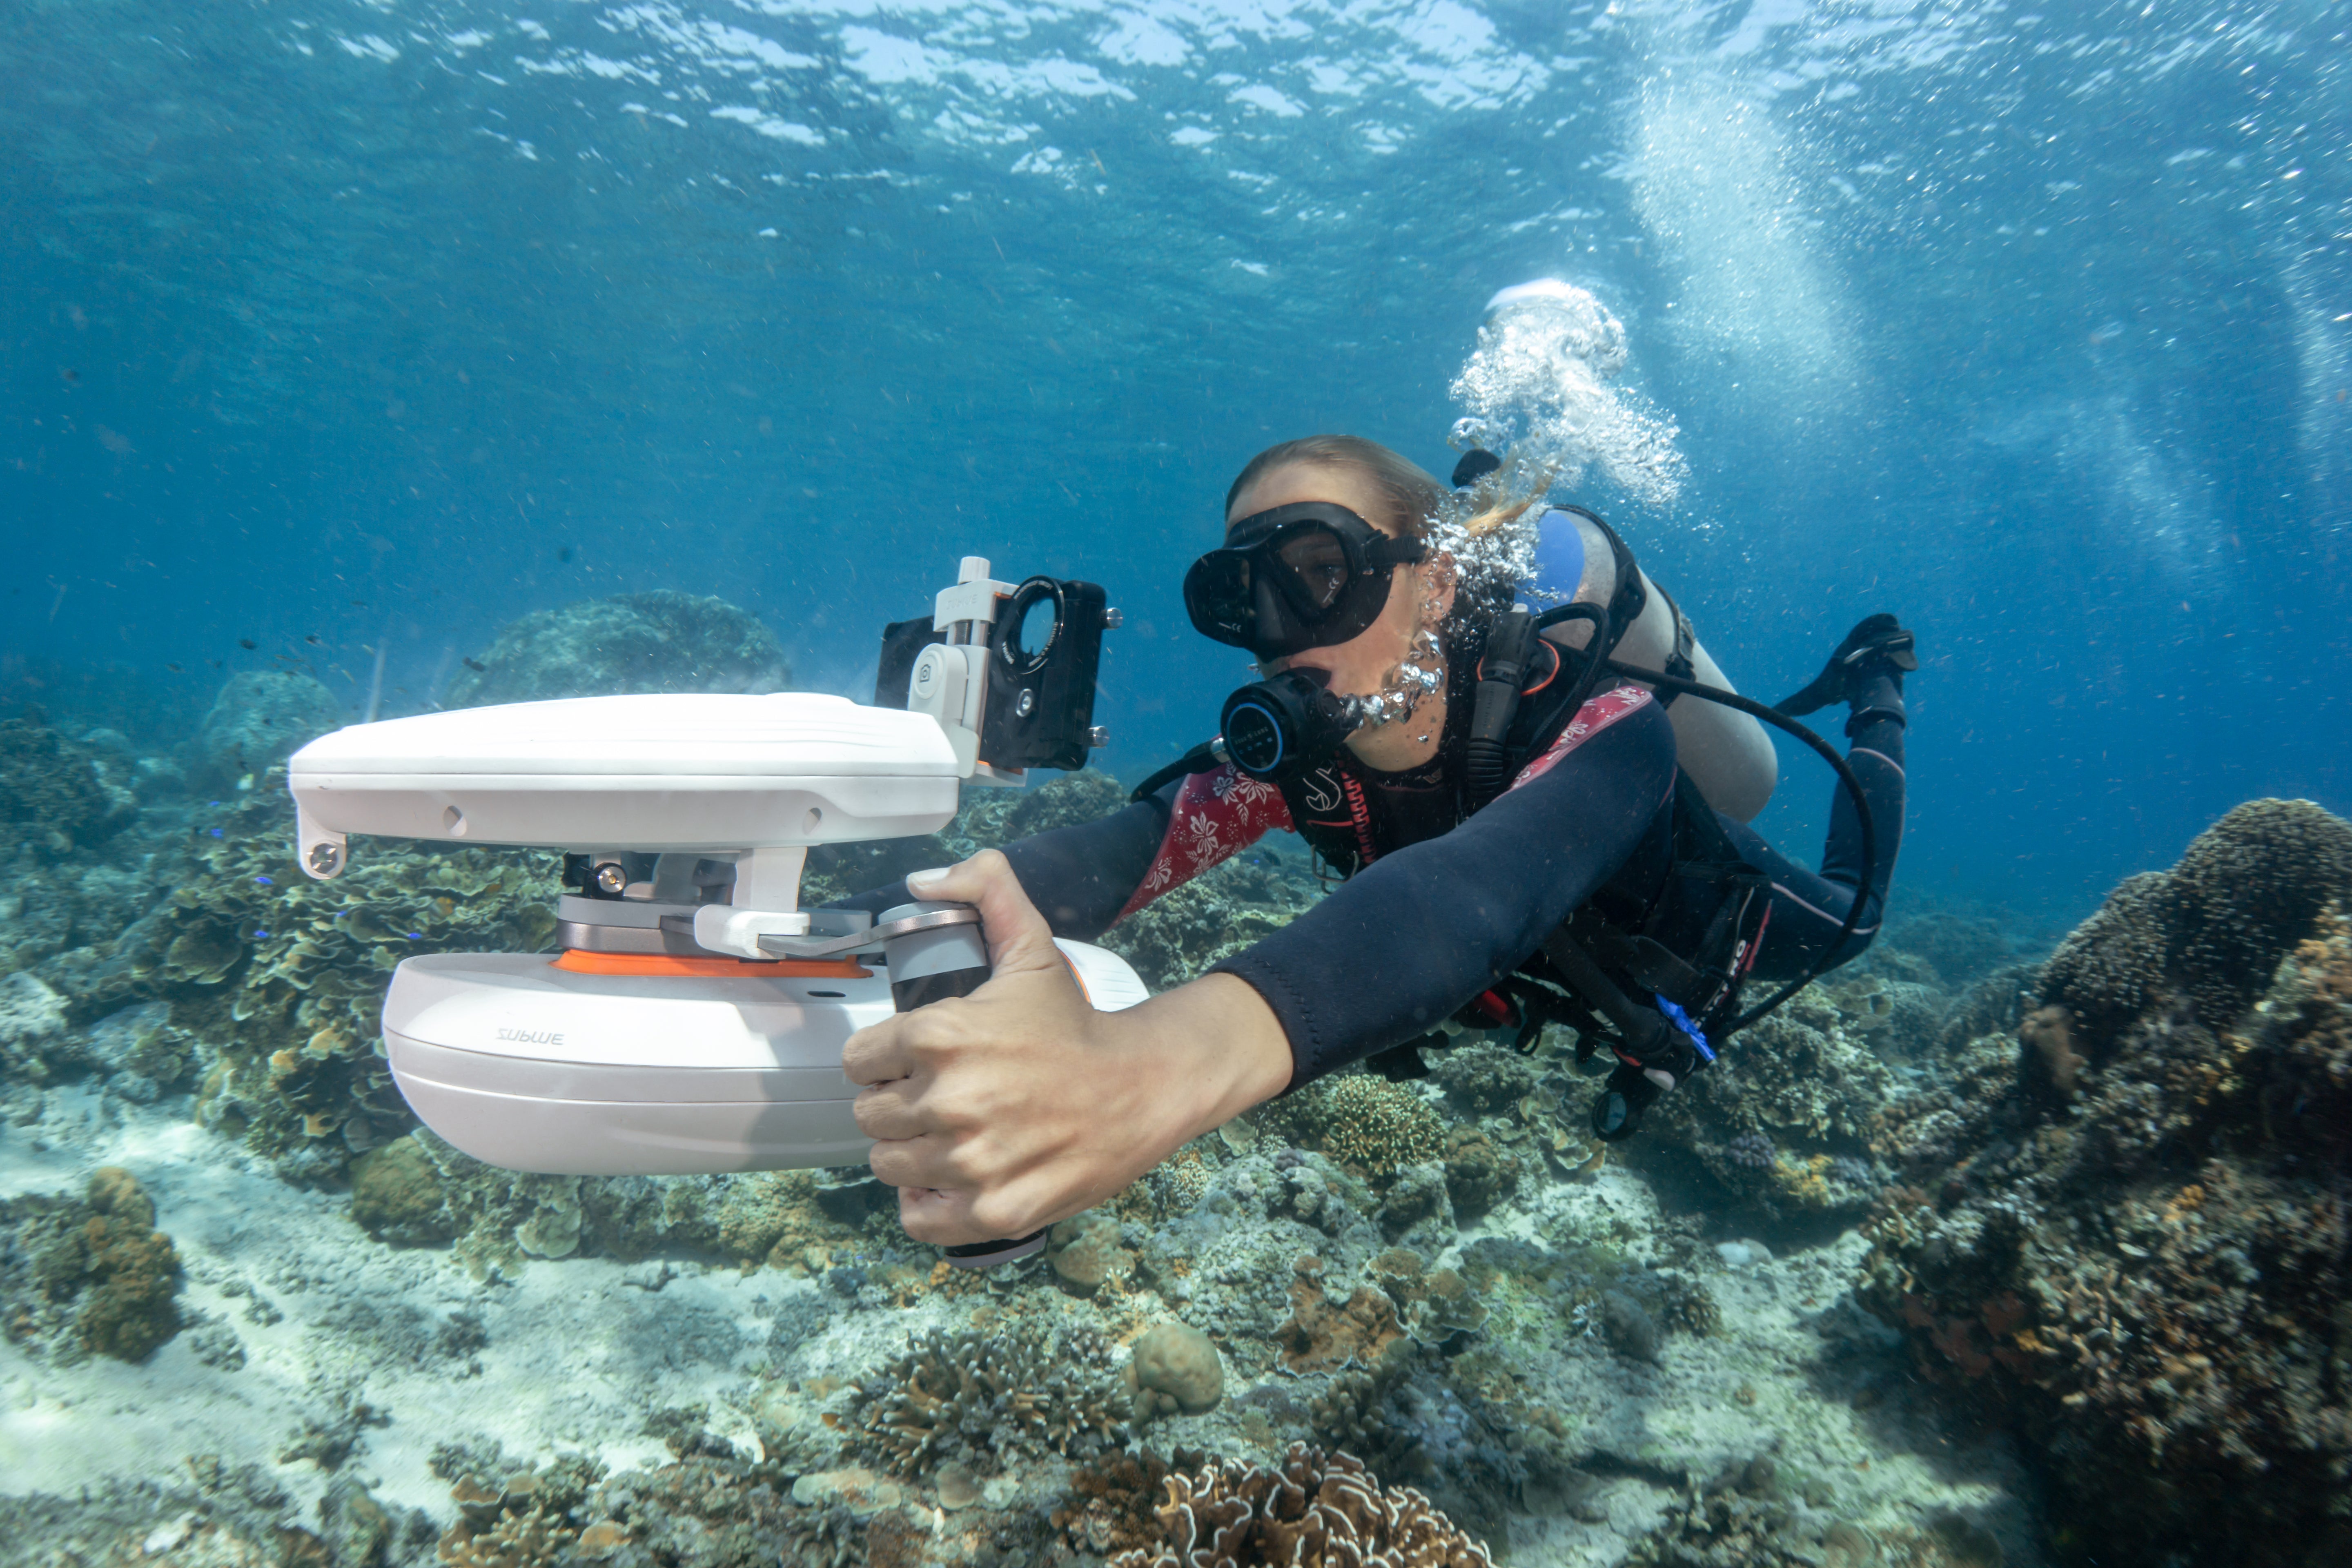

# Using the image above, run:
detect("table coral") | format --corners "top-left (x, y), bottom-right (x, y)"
top-left (1107, 1441), bottom-right (1494, 1568)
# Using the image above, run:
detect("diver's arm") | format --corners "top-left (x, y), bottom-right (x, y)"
top-left (1212, 695), bottom-right (1677, 1087)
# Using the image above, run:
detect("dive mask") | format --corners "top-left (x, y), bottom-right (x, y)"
top-left (1183, 502), bottom-right (1427, 659)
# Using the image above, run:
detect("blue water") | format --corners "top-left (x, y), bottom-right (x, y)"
top-left (4, 0), bottom-right (2348, 924)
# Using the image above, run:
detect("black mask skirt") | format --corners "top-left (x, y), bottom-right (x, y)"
top-left (1183, 501), bottom-right (1426, 660)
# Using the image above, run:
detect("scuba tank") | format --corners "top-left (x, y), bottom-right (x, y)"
top-left (1513, 505), bottom-right (1777, 822)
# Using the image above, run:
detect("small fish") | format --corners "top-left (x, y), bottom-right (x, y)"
top-left (463, 656), bottom-right (488, 673)
top-left (253, 875), bottom-right (274, 886)
top-left (304, 634), bottom-right (322, 646)
top-left (254, 929), bottom-right (270, 939)
top-left (167, 662), bottom-right (183, 673)
top-left (208, 659), bottom-right (222, 668)
top-left (350, 598), bottom-right (368, 607)
top-left (238, 638), bottom-right (257, 650)
top-left (558, 546), bottom-right (574, 563)
top-left (208, 826), bottom-right (223, 838)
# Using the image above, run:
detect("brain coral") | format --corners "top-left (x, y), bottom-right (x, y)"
top-left (1108, 1442), bottom-right (1493, 1568)
top-left (2041, 798), bottom-right (2352, 1052)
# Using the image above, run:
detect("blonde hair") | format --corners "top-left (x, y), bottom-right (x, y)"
top-left (1225, 435), bottom-right (1446, 540)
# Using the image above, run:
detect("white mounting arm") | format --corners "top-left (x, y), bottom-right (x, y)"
top-left (904, 555), bottom-right (1026, 788)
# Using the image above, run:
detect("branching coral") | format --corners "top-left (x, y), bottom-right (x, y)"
top-left (1108, 1442), bottom-right (1494, 1568)
top-left (849, 1321), bottom-right (1127, 1476)
top-left (1287, 1074), bottom-right (1446, 1182)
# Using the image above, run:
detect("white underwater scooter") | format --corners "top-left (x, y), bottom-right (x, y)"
top-left (287, 559), bottom-right (1146, 1248)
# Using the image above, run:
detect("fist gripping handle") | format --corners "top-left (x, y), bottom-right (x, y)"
top-left (877, 901), bottom-right (1050, 1270)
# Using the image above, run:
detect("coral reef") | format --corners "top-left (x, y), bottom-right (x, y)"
top-left (799, 767), bottom-right (1128, 909)
top-left (1107, 1442), bottom-right (1494, 1568)
top-left (123, 781), bottom-right (564, 1176)
top-left (849, 1321), bottom-right (1128, 1476)
top-left (1428, 1041), bottom-right (1540, 1114)
top-left (1, 707), bottom-right (136, 858)
top-left (1100, 851), bottom-right (1324, 993)
top-left (0, 1166), bottom-right (183, 1362)
top-left (0, 969), bottom-right (71, 1080)
top-left (345, 1128), bottom-right (868, 1279)
top-left (1637, 985), bottom-right (1897, 1213)
top-left (442, 591), bottom-right (790, 707)
top-left (194, 672), bottom-right (345, 790)
top-left (1058, 1448), bottom-right (1200, 1558)
top-left (1859, 810), bottom-right (2352, 1567)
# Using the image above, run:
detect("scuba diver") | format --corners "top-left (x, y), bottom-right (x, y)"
top-left (840, 434), bottom-right (1915, 1252)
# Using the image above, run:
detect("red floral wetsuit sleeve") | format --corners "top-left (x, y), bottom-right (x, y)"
top-left (1116, 764), bottom-right (1296, 920)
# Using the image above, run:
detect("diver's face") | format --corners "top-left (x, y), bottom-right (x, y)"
top-left (1223, 462), bottom-right (1453, 703)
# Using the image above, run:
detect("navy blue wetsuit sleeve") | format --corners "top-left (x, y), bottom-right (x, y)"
top-left (1210, 699), bottom-right (1678, 1090)
top-left (829, 784), bottom-right (1177, 940)
top-left (1723, 688), bottom-right (1907, 981)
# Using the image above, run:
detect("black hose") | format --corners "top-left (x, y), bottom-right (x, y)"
top-left (1597, 657), bottom-right (1878, 1034)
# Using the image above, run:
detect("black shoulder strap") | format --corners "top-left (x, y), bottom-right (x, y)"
top-left (1646, 581), bottom-right (1698, 708)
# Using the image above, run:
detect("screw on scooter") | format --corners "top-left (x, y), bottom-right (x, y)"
top-left (876, 900), bottom-right (1049, 1270)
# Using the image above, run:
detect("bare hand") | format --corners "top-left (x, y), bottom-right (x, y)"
top-left (842, 850), bottom-right (1291, 1246)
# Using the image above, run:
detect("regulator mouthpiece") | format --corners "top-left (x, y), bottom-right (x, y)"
top-left (1220, 668), bottom-right (1356, 780)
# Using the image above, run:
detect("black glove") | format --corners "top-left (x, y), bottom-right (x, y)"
top-left (1775, 613), bottom-right (1918, 718)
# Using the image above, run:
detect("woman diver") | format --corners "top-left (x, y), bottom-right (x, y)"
top-left (839, 434), bottom-right (1916, 1254)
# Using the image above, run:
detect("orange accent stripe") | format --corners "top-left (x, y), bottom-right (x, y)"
top-left (552, 951), bottom-right (871, 980)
